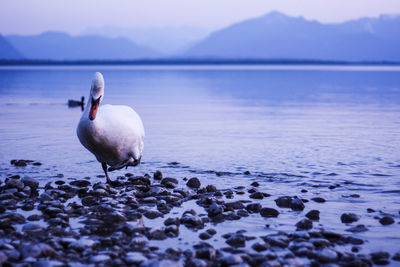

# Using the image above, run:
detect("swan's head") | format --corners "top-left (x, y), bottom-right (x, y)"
top-left (89, 72), bottom-right (104, 120)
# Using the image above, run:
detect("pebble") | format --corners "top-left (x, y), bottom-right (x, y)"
top-left (346, 224), bottom-right (369, 233)
top-left (260, 207), bottom-right (279, 217)
top-left (186, 177), bottom-right (201, 188)
top-left (125, 252), bottom-right (147, 265)
top-left (371, 251), bottom-right (390, 265)
top-left (249, 191), bottom-right (264, 199)
top-left (379, 216), bottom-right (394, 225)
top-left (295, 218), bottom-right (313, 230)
top-left (305, 210), bottom-right (320, 220)
top-left (341, 213), bottom-right (360, 223)
top-left (154, 171), bottom-right (163, 180)
top-left (311, 197), bottom-right (326, 203)
top-left (246, 203), bottom-right (262, 213)
top-left (226, 233), bottom-right (246, 247)
top-left (317, 248), bottom-right (338, 262)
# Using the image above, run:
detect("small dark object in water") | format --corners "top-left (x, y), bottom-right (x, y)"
top-left (68, 96), bottom-right (85, 111)
top-left (379, 216), bottom-right (394, 225)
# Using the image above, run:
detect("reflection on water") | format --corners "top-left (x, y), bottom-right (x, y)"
top-left (1, 65), bottom-right (400, 254)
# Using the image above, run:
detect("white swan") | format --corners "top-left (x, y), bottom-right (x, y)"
top-left (77, 72), bottom-right (145, 183)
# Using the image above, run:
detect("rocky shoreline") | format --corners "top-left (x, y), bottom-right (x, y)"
top-left (0, 160), bottom-right (399, 266)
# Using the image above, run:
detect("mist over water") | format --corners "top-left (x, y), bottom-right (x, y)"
top-left (0, 65), bottom-right (400, 256)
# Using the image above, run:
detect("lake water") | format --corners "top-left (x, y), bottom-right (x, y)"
top-left (0, 65), bottom-right (400, 257)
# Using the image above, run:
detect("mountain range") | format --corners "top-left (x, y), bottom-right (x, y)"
top-left (5, 32), bottom-right (159, 60)
top-left (1, 11), bottom-right (400, 61)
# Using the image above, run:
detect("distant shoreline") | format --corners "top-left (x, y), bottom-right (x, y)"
top-left (1, 59), bottom-right (400, 66)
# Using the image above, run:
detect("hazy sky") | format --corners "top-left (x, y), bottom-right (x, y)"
top-left (1, 0), bottom-right (400, 35)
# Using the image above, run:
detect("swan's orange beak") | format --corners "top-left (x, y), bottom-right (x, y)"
top-left (89, 96), bottom-right (100, 120)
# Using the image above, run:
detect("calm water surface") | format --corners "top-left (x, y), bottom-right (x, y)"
top-left (0, 65), bottom-right (400, 256)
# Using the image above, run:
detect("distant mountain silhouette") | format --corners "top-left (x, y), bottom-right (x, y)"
top-left (6, 32), bottom-right (160, 60)
top-left (0, 34), bottom-right (24, 59)
top-left (184, 11), bottom-right (400, 61)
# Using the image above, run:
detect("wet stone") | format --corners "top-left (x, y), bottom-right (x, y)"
top-left (208, 203), bottom-right (223, 217)
top-left (246, 203), bottom-right (262, 213)
top-left (311, 197), bottom-right (326, 203)
top-left (291, 197), bottom-right (305, 211)
top-left (153, 171), bottom-right (163, 180)
top-left (296, 218), bottom-right (313, 230)
top-left (306, 210), bottom-right (320, 221)
top-left (22, 223), bottom-right (43, 233)
top-left (346, 224), bottom-right (369, 233)
top-left (252, 242), bottom-right (269, 252)
top-left (260, 207), bottom-right (279, 217)
top-left (317, 248), bottom-right (339, 263)
top-left (341, 213), bottom-right (360, 223)
top-left (186, 177), bottom-right (201, 188)
top-left (161, 177), bottom-right (178, 185)
top-left (251, 181), bottom-right (259, 187)
top-left (70, 180), bottom-right (90, 187)
top-left (226, 233), bottom-right (246, 247)
top-left (199, 232), bottom-right (212, 240)
top-left (21, 177), bottom-right (39, 191)
top-left (125, 252), bottom-right (147, 265)
top-left (249, 191), bottom-right (264, 199)
top-left (371, 251), bottom-right (390, 265)
top-left (379, 216), bottom-right (394, 225)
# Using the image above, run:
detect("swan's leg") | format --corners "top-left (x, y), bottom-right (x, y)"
top-left (101, 162), bottom-right (111, 183)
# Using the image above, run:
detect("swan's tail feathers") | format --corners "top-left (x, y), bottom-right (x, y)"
top-left (108, 156), bottom-right (141, 172)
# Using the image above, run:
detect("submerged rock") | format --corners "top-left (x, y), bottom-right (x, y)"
top-left (260, 207), bottom-right (279, 217)
top-left (379, 216), bottom-right (394, 225)
top-left (341, 213), bottom-right (359, 223)
top-left (186, 177), bottom-right (201, 188)
top-left (306, 210), bottom-right (320, 221)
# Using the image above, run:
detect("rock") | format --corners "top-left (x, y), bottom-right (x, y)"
top-left (81, 196), bottom-right (97, 206)
top-left (226, 233), bottom-right (246, 247)
top-left (22, 223), bottom-right (43, 233)
top-left (206, 185), bottom-right (217, 192)
top-left (149, 229), bottom-right (167, 240)
top-left (70, 180), bottom-right (90, 187)
top-left (164, 217), bottom-right (179, 226)
top-left (161, 177), bottom-right (178, 185)
top-left (249, 191), bottom-right (264, 199)
top-left (219, 255), bottom-right (243, 265)
top-left (262, 235), bottom-right (290, 248)
top-left (371, 252), bottom-right (390, 265)
top-left (0, 252), bottom-right (7, 264)
top-left (90, 254), bottom-right (111, 263)
top-left (317, 248), bottom-right (338, 263)
top-left (290, 197), bottom-right (305, 211)
top-left (296, 218), bottom-right (313, 230)
top-left (225, 201), bottom-right (245, 210)
top-left (125, 252), bottom-right (147, 265)
top-left (346, 224), bottom-right (369, 233)
top-left (252, 242), bottom-right (269, 252)
top-left (154, 171), bottom-right (163, 180)
top-left (306, 210), bottom-right (320, 220)
top-left (246, 203), bottom-right (262, 213)
top-left (341, 213), bottom-right (360, 223)
top-left (21, 177), bottom-right (39, 191)
top-left (379, 216), bottom-right (394, 225)
top-left (186, 177), bottom-right (201, 188)
top-left (392, 252), bottom-right (400, 261)
top-left (194, 243), bottom-right (215, 260)
top-left (275, 196), bottom-right (292, 208)
top-left (311, 197), bottom-right (326, 203)
top-left (208, 203), bottom-right (223, 217)
top-left (251, 181), bottom-right (259, 187)
top-left (180, 214), bottom-right (204, 229)
top-left (199, 232), bottom-right (212, 240)
top-left (260, 207), bottom-right (279, 217)
top-left (6, 179), bottom-right (25, 190)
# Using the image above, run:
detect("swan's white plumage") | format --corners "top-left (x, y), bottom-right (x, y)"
top-left (77, 72), bottom-right (144, 170)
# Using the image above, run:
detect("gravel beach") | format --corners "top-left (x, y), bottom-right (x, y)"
top-left (0, 160), bottom-right (399, 266)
